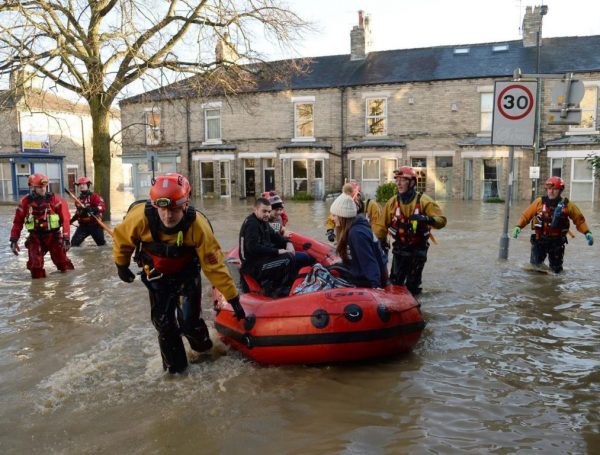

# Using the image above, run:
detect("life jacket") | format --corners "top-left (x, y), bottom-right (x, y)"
top-left (532, 197), bottom-right (570, 239)
top-left (76, 191), bottom-right (98, 223)
top-left (135, 201), bottom-right (198, 276)
top-left (359, 198), bottom-right (371, 222)
top-left (24, 194), bottom-right (61, 232)
top-left (387, 193), bottom-right (430, 246)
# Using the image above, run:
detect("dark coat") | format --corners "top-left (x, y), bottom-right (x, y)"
top-left (347, 216), bottom-right (387, 288)
top-left (239, 213), bottom-right (288, 271)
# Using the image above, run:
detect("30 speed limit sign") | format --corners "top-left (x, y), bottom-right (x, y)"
top-left (491, 81), bottom-right (538, 146)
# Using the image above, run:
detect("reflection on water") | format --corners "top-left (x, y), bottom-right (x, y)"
top-left (0, 195), bottom-right (598, 454)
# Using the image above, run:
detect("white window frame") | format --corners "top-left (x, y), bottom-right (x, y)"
top-left (199, 161), bottom-right (215, 195)
top-left (291, 159), bottom-right (308, 195)
top-left (570, 157), bottom-right (595, 202)
top-left (361, 159), bottom-right (381, 183)
top-left (384, 158), bottom-right (398, 182)
top-left (219, 161), bottom-right (231, 197)
top-left (204, 108), bottom-right (222, 144)
top-left (292, 96), bottom-right (315, 141)
top-left (349, 159), bottom-right (357, 181)
top-left (550, 158), bottom-right (563, 178)
top-left (480, 92), bottom-right (493, 134)
top-left (365, 97), bottom-right (387, 136)
top-left (568, 81), bottom-right (599, 135)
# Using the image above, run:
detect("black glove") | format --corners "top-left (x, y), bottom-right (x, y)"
top-left (380, 240), bottom-right (389, 255)
top-left (89, 207), bottom-right (100, 216)
top-left (10, 240), bottom-right (20, 256)
top-left (63, 237), bottom-right (71, 252)
top-left (70, 215), bottom-right (77, 224)
top-left (116, 264), bottom-right (135, 283)
top-left (409, 214), bottom-right (434, 225)
top-left (228, 295), bottom-right (246, 320)
top-left (326, 229), bottom-right (335, 242)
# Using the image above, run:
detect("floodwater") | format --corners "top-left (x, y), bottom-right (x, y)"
top-left (0, 194), bottom-right (598, 454)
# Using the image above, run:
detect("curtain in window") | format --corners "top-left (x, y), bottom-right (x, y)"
top-left (206, 109), bottom-right (221, 140)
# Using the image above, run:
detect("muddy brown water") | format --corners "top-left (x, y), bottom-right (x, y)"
top-left (0, 194), bottom-right (598, 454)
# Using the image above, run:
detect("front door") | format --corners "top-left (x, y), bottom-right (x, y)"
top-left (245, 169), bottom-right (255, 197)
top-left (264, 169), bottom-right (275, 193)
top-left (464, 159), bottom-right (473, 200)
top-left (435, 156), bottom-right (453, 199)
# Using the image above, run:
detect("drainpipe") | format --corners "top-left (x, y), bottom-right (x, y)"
top-left (185, 97), bottom-right (192, 183)
top-left (340, 86), bottom-right (346, 185)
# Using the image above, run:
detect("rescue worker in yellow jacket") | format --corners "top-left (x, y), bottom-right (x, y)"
top-left (512, 176), bottom-right (593, 273)
top-left (325, 182), bottom-right (382, 242)
top-left (113, 173), bottom-right (245, 374)
top-left (374, 166), bottom-right (446, 295)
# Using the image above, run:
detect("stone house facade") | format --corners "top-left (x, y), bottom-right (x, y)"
top-left (0, 74), bottom-right (122, 201)
top-left (119, 7), bottom-right (600, 203)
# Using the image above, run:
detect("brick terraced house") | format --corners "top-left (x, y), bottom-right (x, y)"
top-left (119, 7), bottom-right (600, 202)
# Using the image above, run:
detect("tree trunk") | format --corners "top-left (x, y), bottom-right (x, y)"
top-left (89, 98), bottom-right (112, 221)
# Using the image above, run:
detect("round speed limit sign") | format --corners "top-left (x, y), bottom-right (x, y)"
top-left (492, 81), bottom-right (538, 146)
top-left (497, 84), bottom-right (534, 119)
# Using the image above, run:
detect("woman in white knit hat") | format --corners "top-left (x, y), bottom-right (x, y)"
top-left (329, 193), bottom-right (387, 289)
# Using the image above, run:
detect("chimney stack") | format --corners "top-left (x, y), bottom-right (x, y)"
top-left (215, 32), bottom-right (239, 64)
top-left (522, 5), bottom-right (548, 48)
top-left (350, 10), bottom-right (372, 61)
top-left (9, 70), bottom-right (42, 92)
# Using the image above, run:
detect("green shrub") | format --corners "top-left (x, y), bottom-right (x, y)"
top-left (290, 191), bottom-right (314, 201)
top-left (375, 182), bottom-right (396, 203)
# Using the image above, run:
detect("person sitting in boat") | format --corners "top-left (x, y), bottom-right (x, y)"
top-left (261, 190), bottom-right (288, 226)
top-left (266, 193), bottom-right (287, 237)
top-left (239, 197), bottom-right (314, 296)
top-left (329, 192), bottom-right (388, 289)
top-left (325, 182), bottom-right (382, 243)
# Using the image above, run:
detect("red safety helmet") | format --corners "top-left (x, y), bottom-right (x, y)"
top-left (28, 173), bottom-right (49, 187)
top-left (545, 176), bottom-right (565, 190)
top-left (394, 166), bottom-right (417, 180)
top-left (76, 176), bottom-right (92, 186)
top-left (150, 173), bottom-right (191, 209)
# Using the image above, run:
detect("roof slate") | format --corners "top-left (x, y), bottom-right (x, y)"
top-left (121, 35), bottom-right (600, 105)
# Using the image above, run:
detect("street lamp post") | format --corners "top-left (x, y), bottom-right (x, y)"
top-left (531, 5), bottom-right (548, 202)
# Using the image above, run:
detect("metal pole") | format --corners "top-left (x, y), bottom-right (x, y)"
top-left (499, 146), bottom-right (515, 260)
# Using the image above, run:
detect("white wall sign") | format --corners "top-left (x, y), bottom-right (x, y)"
top-left (529, 166), bottom-right (540, 179)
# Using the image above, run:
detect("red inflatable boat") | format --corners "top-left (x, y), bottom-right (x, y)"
top-left (212, 233), bottom-right (425, 365)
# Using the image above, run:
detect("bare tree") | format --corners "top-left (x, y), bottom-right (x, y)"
top-left (0, 0), bottom-right (308, 218)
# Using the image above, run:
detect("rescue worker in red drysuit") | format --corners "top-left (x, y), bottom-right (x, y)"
top-left (374, 166), bottom-right (446, 295)
top-left (9, 173), bottom-right (75, 278)
top-left (512, 176), bottom-right (593, 273)
top-left (113, 173), bottom-right (245, 374)
top-left (70, 177), bottom-right (107, 246)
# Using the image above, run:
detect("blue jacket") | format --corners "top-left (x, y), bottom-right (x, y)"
top-left (347, 216), bottom-right (387, 288)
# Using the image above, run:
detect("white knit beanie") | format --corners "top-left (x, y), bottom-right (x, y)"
top-left (330, 194), bottom-right (357, 218)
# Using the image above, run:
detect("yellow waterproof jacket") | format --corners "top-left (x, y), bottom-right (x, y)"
top-left (373, 192), bottom-right (447, 241)
top-left (113, 203), bottom-right (239, 301)
top-left (516, 197), bottom-right (590, 235)
top-left (325, 199), bottom-right (382, 232)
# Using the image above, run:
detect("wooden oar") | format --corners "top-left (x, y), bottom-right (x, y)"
top-left (64, 187), bottom-right (113, 237)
